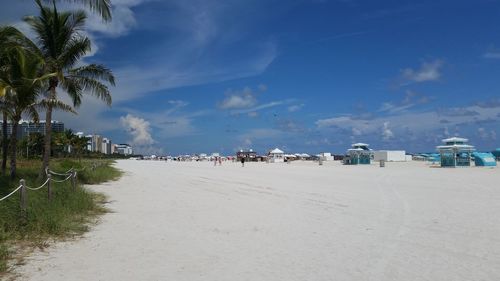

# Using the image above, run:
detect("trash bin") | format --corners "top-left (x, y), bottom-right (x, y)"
top-left (379, 160), bottom-right (385, 167)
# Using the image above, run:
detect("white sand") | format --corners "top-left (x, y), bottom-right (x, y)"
top-left (14, 160), bottom-right (500, 281)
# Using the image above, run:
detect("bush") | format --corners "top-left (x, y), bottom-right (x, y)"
top-left (0, 159), bottom-right (121, 274)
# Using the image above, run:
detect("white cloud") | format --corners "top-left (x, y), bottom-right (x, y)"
top-left (248, 111), bottom-right (259, 118)
top-left (316, 104), bottom-right (500, 140)
top-left (382, 122), bottom-right (394, 140)
top-left (443, 126), bottom-right (450, 137)
top-left (401, 60), bottom-right (443, 84)
top-left (258, 84), bottom-right (268, 92)
top-left (483, 52), bottom-right (500, 59)
top-left (85, 1), bottom-right (141, 37)
top-left (120, 114), bottom-right (155, 145)
top-left (352, 127), bottom-right (362, 136)
top-left (288, 104), bottom-right (305, 112)
top-left (230, 101), bottom-right (288, 115)
top-left (478, 127), bottom-right (488, 140)
top-left (168, 100), bottom-right (189, 109)
top-left (478, 127), bottom-right (497, 141)
top-left (378, 102), bottom-right (414, 114)
top-left (219, 87), bottom-right (257, 109)
top-left (119, 102), bottom-right (209, 140)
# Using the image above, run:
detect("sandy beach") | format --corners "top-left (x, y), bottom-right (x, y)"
top-left (14, 159), bottom-right (500, 281)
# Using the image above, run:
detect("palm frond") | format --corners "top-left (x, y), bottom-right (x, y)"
top-left (58, 37), bottom-right (91, 68)
top-left (69, 0), bottom-right (112, 21)
top-left (64, 76), bottom-right (112, 106)
top-left (38, 99), bottom-right (77, 114)
top-left (70, 64), bottom-right (116, 85)
top-left (60, 77), bottom-right (83, 106)
top-left (41, 0), bottom-right (112, 21)
top-left (26, 105), bottom-right (40, 123)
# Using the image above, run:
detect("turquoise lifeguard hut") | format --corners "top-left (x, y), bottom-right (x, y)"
top-left (436, 137), bottom-right (475, 167)
top-left (344, 143), bottom-right (372, 165)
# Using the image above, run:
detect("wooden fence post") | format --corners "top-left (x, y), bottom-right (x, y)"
top-left (47, 174), bottom-right (52, 201)
top-left (19, 179), bottom-right (27, 219)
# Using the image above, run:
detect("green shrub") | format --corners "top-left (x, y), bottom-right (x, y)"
top-left (0, 159), bottom-right (120, 274)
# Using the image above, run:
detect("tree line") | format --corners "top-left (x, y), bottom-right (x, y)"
top-left (0, 0), bottom-right (115, 179)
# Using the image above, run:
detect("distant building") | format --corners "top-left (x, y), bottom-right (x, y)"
top-left (84, 135), bottom-right (104, 153)
top-left (0, 119), bottom-right (64, 138)
top-left (102, 138), bottom-right (112, 155)
top-left (268, 148), bottom-right (285, 163)
top-left (373, 151), bottom-right (407, 162)
top-left (85, 135), bottom-right (93, 151)
top-left (319, 152), bottom-right (334, 161)
top-left (236, 149), bottom-right (257, 162)
top-left (115, 144), bottom-right (133, 155)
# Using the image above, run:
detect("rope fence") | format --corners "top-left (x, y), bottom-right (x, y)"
top-left (1, 162), bottom-right (99, 218)
top-left (0, 185), bottom-right (22, 202)
top-left (24, 177), bottom-right (51, 191)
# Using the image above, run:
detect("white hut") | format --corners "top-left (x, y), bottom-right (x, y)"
top-left (268, 148), bottom-right (285, 163)
top-left (319, 152), bottom-right (334, 161)
top-left (373, 150), bottom-right (407, 162)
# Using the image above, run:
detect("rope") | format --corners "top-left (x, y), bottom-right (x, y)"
top-left (25, 178), bottom-right (51, 191)
top-left (50, 173), bottom-right (73, 183)
top-left (48, 166), bottom-right (87, 175)
top-left (0, 162), bottom-right (101, 203)
top-left (0, 185), bottom-right (23, 202)
top-left (73, 166), bottom-right (86, 172)
top-left (47, 169), bottom-right (72, 177)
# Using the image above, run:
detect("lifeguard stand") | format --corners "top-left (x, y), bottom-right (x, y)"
top-left (436, 137), bottom-right (475, 167)
top-left (344, 143), bottom-right (372, 165)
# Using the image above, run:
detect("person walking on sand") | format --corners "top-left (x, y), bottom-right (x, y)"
top-left (214, 157), bottom-right (218, 166)
top-left (241, 157), bottom-right (245, 167)
top-left (219, 156), bottom-right (222, 166)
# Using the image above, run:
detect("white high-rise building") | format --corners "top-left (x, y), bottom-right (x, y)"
top-left (102, 138), bottom-right (112, 155)
top-left (115, 144), bottom-right (133, 156)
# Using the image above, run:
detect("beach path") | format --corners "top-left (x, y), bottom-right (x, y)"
top-left (15, 160), bottom-right (500, 281)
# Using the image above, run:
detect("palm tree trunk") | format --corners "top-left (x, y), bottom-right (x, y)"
top-left (9, 117), bottom-right (19, 179)
top-left (41, 105), bottom-right (53, 173)
top-left (1, 112), bottom-right (8, 176)
top-left (41, 87), bottom-right (55, 176)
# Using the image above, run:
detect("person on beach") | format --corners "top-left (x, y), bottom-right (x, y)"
top-left (219, 157), bottom-right (222, 166)
top-left (241, 157), bottom-right (245, 167)
top-left (214, 157), bottom-right (218, 166)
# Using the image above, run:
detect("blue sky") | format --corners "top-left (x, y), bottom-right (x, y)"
top-left (1, 0), bottom-right (500, 155)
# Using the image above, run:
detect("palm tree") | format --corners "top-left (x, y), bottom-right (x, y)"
top-left (44, 0), bottom-right (112, 21)
top-left (2, 51), bottom-right (43, 179)
top-left (25, 0), bottom-right (115, 175)
top-left (0, 27), bottom-right (21, 175)
top-left (0, 33), bottom-right (75, 178)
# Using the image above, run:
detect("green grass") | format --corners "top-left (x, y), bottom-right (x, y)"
top-left (0, 158), bottom-right (122, 275)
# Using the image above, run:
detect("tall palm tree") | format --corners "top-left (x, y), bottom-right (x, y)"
top-left (0, 31), bottom-right (74, 178)
top-left (25, 0), bottom-right (115, 174)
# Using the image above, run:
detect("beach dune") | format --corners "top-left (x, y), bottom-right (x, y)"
top-left (16, 160), bottom-right (500, 281)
